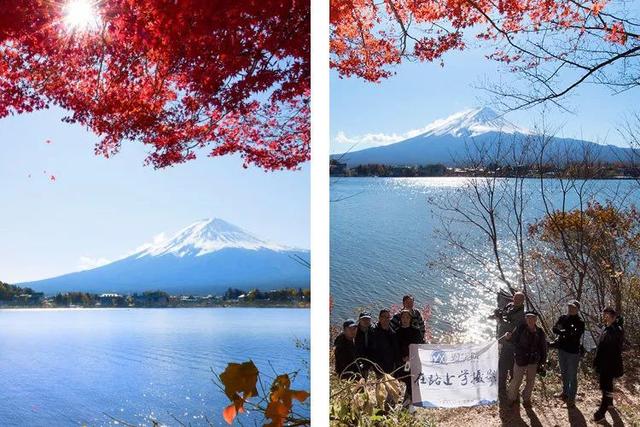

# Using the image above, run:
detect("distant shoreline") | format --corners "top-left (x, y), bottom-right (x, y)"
top-left (0, 304), bottom-right (310, 311)
top-left (329, 160), bottom-right (640, 180)
top-left (330, 174), bottom-right (638, 181)
top-left (0, 284), bottom-right (310, 310)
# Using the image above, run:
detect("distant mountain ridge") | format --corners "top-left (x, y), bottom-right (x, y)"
top-left (334, 107), bottom-right (632, 167)
top-left (21, 219), bottom-right (309, 295)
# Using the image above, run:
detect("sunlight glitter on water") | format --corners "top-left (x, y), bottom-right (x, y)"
top-left (386, 177), bottom-right (469, 191)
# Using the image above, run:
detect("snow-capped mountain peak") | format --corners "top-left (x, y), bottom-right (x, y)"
top-left (134, 218), bottom-right (286, 258)
top-left (419, 107), bottom-right (530, 138)
top-left (21, 217), bottom-right (309, 294)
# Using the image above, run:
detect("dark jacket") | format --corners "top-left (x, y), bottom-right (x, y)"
top-left (497, 303), bottom-right (526, 338)
top-left (355, 325), bottom-right (377, 364)
top-left (511, 324), bottom-right (547, 367)
top-left (391, 308), bottom-right (426, 338)
top-left (552, 314), bottom-right (585, 354)
top-left (395, 325), bottom-right (424, 361)
top-left (372, 324), bottom-right (399, 374)
top-left (594, 318), bottom-right (624, 378)
top-left (334, 333), bottom-right (358, 378)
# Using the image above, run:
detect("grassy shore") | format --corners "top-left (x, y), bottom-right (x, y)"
top-left (330, 347), bottom-right (640, 426)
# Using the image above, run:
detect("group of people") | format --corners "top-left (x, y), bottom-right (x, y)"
top-left (495, 292), bottom-right (624, 422)
top-left (334, 295), bottom-right (426, 405)
top-left (334, 291), bottom-right (625, 423)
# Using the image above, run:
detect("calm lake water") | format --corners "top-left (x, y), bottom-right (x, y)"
top-left (0, 308), bottom-right (309, 426)
top-left (330, 177), bottom-right (639, 340)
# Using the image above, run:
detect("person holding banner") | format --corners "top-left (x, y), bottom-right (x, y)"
top-left (551, 300), bottom-right (585, 408)
top-left (373, 309), bottom-right (399, 375)
top-left (593, 307), bottom-right (624, 422)
top-left (507, 311), bottom-right (548, 407)
top-left (395, 309), bottom-right (425, 408)
top-left (493, 291), bottom-right (526, 397)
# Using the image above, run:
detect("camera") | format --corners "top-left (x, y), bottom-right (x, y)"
top-left (549, 328), bottom-right (566, 349)
top-left (488, 308), bottom-right (506, 321)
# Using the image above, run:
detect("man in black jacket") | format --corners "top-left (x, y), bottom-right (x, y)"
top-left (355, 311), bottom-right (376, 379)
top-left (390, 295), bottom-right (426, 338)
top-left (552, 300), bottom-right (585, 407)
top-left (593, 307), bottom-right (624, 422)
top-left (495, 291), bottom-right (526, 396)
top-left (334, 319), bottom-right (359, 379)
top-left (373, 308), bottom-right (399, 375)
top-left (507, 311), bottom-right (547, 407)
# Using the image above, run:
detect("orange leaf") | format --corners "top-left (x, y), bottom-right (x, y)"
top-left (219, 361), bottom-right (259, 402)
top-left (264, 374), bottom-right (310, 427)
top-left (290, 390), bottom-right (310, 402)
top-left (219, 361), bottom-right (259, 424)
top-left (222, 403), bottom-right (237, 425)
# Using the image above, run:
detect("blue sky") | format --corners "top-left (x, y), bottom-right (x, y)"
top-left (0, 108), bottom-right (309, 283)
top-left (331, 42), bottom-right (639, 153)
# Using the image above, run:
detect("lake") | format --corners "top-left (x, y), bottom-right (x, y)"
top-left (330, 177), bottom-right (639, 340)
top-left (0, 308), bottom-right (309, 426)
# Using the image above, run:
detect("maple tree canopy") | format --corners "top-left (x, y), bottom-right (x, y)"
top-left (0, 0), bottom-right (310, 170)
top-left (330, 0), bottom-right (639, 108)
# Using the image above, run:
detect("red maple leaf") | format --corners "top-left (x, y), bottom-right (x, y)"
top-left (0, 0), bottom-right (310, 171)
top-left (330, 0), bottom-right (634, 105)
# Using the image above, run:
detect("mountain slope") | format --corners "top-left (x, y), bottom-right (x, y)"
top-left (21, 219), bottom-right (309, 295)
top-left (335, 107), bottom-right (631, 167)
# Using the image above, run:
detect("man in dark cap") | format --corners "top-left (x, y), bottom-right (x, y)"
top-left (373, 308), bottom-right (399, 375)
top-left (593, 307), bottom-right (624, 422)
top-left (334, 319), bottom-right (359, 379)
top-left (390, 295), bottom-right (426, 338)
top-left (507, 310), bottom-right (547, 407)
top-left (552, 300), bottom-right (585, 407)
top-left (494, 291), bottom-right (526, 397)
top-left (355, 311), bottom-right (376, 379)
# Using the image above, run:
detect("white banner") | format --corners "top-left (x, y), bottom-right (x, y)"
top-left (410, 340), bottom-right (499, 408)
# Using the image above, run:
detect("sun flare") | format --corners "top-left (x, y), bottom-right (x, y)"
top-left (63, 0), bottom-right (100, 32)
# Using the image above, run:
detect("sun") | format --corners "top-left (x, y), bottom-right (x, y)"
top-left (63, 0), bottom-right (100, 32)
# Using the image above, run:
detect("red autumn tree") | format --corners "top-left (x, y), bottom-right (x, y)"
top-left (0, 0), bottom-right (310, 170)
top-left (330, 0), bottom-right (639, 108)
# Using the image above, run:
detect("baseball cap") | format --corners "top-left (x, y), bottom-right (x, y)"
top-left (343, 319), bottom-right (357, 328)
top-left (358, 311), bottom-right (372, 320)
top-left (567, 300), bottom-right (581, 310)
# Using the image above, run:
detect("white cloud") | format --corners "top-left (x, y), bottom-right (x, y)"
top-left (333, 125), bottom-right (436, 152)
top-left (77, 232), bottom-right (169, 272)
top-left (77, 256), bottom-right (111, 271)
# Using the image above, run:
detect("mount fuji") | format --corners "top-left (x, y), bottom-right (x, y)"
top-left (335, 107), bottom-right (631, 166)
top-left (21, 219), bottom-right (310, 295)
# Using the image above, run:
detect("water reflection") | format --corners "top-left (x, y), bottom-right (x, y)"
top-left (330, 177), bottom-right (639, 342)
